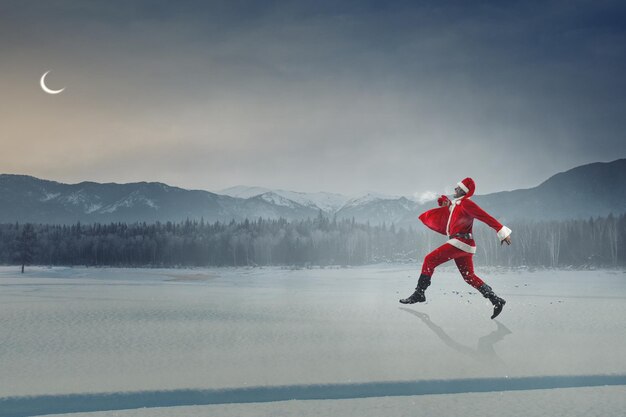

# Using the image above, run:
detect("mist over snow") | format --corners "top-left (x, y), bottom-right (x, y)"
top-left (413, 190), bottom-right (438, 204)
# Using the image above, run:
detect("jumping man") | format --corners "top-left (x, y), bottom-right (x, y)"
top-left (400, 177), bottom-right (512, 319)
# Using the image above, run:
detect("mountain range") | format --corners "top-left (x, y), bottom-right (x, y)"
top-left (1, 159), bottom-right (625, 227)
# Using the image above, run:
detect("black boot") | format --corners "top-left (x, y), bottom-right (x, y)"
top-left (478, 284), bottom-right (506, 319)
top-left (400, 274), bottom-right (431, 304)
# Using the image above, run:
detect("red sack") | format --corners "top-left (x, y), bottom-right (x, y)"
top-left (418, 206), bottom-right (449, 236)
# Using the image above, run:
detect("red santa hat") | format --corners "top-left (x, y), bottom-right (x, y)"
top-left (457, 177), bottom-right (475, 198)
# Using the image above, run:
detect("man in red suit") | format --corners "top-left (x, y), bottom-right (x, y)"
top-left (400, 177), bottom-right (512, 319)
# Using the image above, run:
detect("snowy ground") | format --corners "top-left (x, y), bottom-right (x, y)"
top-left (1, 265), bottom-right (625, 416)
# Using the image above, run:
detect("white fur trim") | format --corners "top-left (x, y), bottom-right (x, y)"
top-left (447, 238), bottom-right (477, 254)
top-left (445, 201), bottom-right (457, 236)
top-left (457, 181), bottom-right (469, 193)
top-left (497, 226), bottom-right (512, 241)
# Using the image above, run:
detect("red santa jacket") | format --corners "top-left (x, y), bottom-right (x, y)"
top-left (418, 183), bottom-right (511, 254)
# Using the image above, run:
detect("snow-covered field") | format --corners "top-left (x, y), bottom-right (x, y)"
top-left (1, 265), bottom-right (625, 416)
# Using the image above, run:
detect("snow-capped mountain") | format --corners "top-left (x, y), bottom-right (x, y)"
top-left (1, 158), bottom-right (626, 226)
top-left (339, 192), bottom-right (403, 209)
top-left (335, 194), bottom-right (419, 226)
top-left (220, 186), bottom-right (351, 213)
top-left (0, 176), bottom-right (233, 224)
top-left (218, 185), bottom-right (272, 199)
top-left (0, 176), bottom-right (420, 226)
top-left (472, 158), bottom-right (626, 223)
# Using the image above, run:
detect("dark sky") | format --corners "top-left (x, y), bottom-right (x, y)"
top-left (1, 0), bottom-right (625, 198)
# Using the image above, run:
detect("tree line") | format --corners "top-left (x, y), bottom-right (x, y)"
top-left (1, 212), bottom-right (625, 270)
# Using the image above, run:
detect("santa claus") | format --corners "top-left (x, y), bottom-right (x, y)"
top-left (400, 177), bottom-right (512, 319)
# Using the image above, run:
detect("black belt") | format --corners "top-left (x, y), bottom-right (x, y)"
top-left (449, 233), bottom-right (472, 240)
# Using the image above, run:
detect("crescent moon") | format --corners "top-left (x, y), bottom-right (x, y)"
top-left (40, 71), bottom-right (65, 94)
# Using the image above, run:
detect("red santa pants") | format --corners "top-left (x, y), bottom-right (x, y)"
top-left (420, 243), bottom-right (485, 289)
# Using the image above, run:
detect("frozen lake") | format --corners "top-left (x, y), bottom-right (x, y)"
top-left (1, 265), bottom-right (625, 416)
